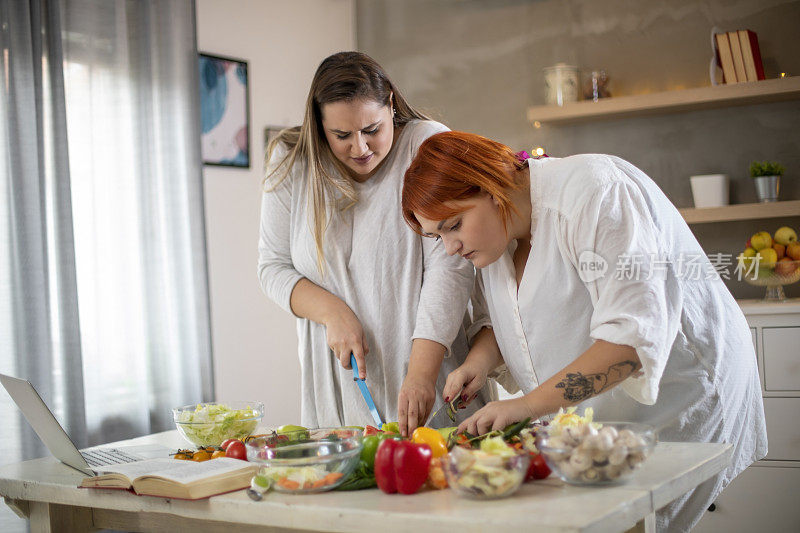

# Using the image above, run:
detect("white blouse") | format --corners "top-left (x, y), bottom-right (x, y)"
top-left (479, 154), bottom-right (767, 530)
top-left (258, 120), bottom-right (492, 428)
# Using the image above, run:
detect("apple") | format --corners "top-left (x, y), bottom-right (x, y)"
top-left (788, 242), bottom-right (800, 261)
top-left (738, 247), bottom-right (757, 268)
top-left (759, 247), bottom-right (778, 267)
top-left (750, 231), bottom-right (773, 251)
top-left (773, 226), bottom-right (798, 246)
top-left (775, 258), bottom-right (797, 276)
top-left (773, 243), bottom-right (786, 260)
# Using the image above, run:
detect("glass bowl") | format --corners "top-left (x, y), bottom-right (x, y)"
top-left (536, 421), bottom-right (656, 486)
top-left (172, 401), bottom-right (264, 447)
top-left (245, 428), bottom-right (363, 493)
top-left (741, 259), bottom-right (800, 301)
top-left (443, 446), bottom-right (530, 499)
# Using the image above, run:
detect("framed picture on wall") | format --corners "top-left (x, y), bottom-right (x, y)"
top-left (199, 53), bottom-right (250, 168)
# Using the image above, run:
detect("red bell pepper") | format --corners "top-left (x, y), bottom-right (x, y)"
top-left (374, 439), bottom-right (432, 495)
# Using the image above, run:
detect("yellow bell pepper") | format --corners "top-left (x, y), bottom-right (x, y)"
top-left (411, 426), bottom-right (448, 458)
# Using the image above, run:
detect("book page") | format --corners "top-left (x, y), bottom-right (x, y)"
top-left (97, 457), bottom-right (252, 484)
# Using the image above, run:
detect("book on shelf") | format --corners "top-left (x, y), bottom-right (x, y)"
top-left (727, 31), bottom-right (748, 83)
top-left (79, 457), bottom-right (257, 500)
top-left (738, 29), bottom-right (766, 81)
top-left (715, 32), bottom-right (738, 84)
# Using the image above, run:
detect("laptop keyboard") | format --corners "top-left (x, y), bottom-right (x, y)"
top-left (82, 448), bottom-right (141, 467)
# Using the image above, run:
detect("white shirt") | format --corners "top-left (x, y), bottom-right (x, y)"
top-left (258, 120), bottom-right (492, 428)
top-left (479, 154), bottom-right (767, 531)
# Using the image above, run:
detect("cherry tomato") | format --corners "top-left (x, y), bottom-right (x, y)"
top-left (192, 450), bottom-right (211, 462)
top-left (526, 452), bottom-right (551, 481)
top-left (225, 440), bottom-right (247, 460)
top-left (211, 450), bottom-right (226, 459)
top-left (221, 439), bottom-right (239, 450)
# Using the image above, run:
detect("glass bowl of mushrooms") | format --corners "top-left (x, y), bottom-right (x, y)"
top-left (536, 421), bottom-right (657, 485)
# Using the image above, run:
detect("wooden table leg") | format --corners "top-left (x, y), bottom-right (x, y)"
top-left (29, 501), bottom-right (94, 533)
top-left (625, 512), bottom-right (656, 533)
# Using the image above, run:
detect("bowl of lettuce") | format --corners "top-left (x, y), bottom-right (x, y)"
top-left (172, 402), bottom-right (264, 447)
top-left (444, 436), bottom-right (530, 499)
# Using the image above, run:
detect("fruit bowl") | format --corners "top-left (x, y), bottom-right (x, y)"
top-left (172, 402), bottom-right (263, 447)
top-left (536, 421), bottom-right (656, 486)
top-left (245, 428), bottom-right (362, 493)
top-left (740, 260), bottom-right (800, 301)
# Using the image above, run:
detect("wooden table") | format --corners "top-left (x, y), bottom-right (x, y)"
top-left (0, 430), bottom-right (731, 533)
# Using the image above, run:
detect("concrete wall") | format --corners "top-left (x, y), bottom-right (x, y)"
top-left (357, 0), bottom-right (800, 299)
top-left (196, 0), bottom-right (355, 425)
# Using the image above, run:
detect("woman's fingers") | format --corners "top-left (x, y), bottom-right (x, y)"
top-left (443, 367), bottom-right (473, 403)
top-left (351, 345), bottom-right (367, 380)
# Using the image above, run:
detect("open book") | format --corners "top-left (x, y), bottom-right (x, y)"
top-left (80, 457), bottom-right (257, 500)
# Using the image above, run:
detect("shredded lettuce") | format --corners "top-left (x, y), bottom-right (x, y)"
top-left (175, 403), bottom-right (260, 446)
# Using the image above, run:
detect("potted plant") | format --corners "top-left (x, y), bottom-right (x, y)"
top-left (750, 160), bottom-right (785, 203)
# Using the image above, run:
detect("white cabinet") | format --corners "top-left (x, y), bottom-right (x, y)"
top-left (762, 327), bottom-right (800, 391)
top-left (694, 463), bottom-right (800, 532)
top-left (695, 300), bottom-right (800, 531)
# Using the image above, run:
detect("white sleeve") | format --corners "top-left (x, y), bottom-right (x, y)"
top-left (257, 145), bottom-right (305, 316)
top-left (412, 237), bottom-right (475, 357)
top-left (567, 178), bottom-right (682, 405)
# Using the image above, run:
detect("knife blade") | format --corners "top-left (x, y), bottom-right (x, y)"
top-left (350, 354), bottom-right (384, 427)
top-left (426, 386), bottom-right (464, 426)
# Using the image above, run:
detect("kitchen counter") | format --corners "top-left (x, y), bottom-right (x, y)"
top-left (0, 430), bottom-right (731, 533)
top-left (737, 297), bottom-right (800, 315)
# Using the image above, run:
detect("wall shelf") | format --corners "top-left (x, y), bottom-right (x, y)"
top-left (678, 200), bottom-right (800, 224)
top-left (527, 77), bottom-right (800, 125)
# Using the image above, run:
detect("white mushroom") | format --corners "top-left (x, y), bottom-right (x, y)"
top-left (558, 460), bottom-right (581, 480)
top-left (569, 449), bottom-right (592, 472)
top-left (628, 451), bottom-right (646, 468)
top-left (591, 448), bottom-right (609, 464)
top-left (618, 429), bottom-right (639, 448)
top-left (603, 464), bottom-right (623, 480)
top-left (599, 426), bottom-right (618, 441)
top-left (608, 444), bottom-right (628, 466)
top-left (546, 435), bottom-right (570, 451)
top-left (596, 432), bottom-right (614, 452)
top-left (581, 467), bottom-right (600, 482)
top-left (581, 434), bottom-right (601, 451)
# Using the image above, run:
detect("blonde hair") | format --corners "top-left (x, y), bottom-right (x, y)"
top-left (264, 52), bottom-right (430, 273)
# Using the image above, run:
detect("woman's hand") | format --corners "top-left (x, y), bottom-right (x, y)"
top-left (457, 397), bottom-right (536, 436)
top-left (442, 359), bottom-right (489, 410)
top-left (323, 306), bottom-right (369, 379)
top-left (397, 374), bottom-right (436, 437)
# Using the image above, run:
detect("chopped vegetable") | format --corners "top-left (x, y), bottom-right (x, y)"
top-left (175, 403), bottom-right (260, 446)
top-left (447, 446), bottom-right (527, 498)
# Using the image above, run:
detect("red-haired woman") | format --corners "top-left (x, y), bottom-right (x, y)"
top-left (402, 131), bottom-right (766, 531)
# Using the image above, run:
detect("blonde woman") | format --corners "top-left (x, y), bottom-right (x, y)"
top-left (258, 52), bottom-right (492, 435)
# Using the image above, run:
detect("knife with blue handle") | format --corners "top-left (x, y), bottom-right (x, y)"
top-left (350, 353), bottom-right (383, 427)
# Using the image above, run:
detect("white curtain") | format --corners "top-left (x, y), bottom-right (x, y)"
top-left (1, 1), bottom-right (212, 529)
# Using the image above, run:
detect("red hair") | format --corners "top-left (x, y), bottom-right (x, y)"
top-left (402, 131), bottom-right (524, 234)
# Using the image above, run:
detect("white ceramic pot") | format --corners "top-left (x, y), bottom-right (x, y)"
top-left (689, 174), bottom-right (729, 208)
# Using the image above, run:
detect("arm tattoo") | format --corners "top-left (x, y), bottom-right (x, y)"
top-left (554, 360), bottom-right (641, 402)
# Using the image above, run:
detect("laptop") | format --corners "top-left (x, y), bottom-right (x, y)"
top-left (0, 373), bottom-right (172, 476)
